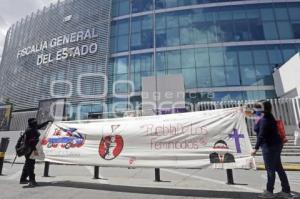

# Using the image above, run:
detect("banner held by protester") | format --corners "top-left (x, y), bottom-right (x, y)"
top-left (34, 107), bottom-right (255, 169)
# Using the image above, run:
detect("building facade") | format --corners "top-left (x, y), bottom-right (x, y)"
top-left (1, 0), bottom-right (300, 119)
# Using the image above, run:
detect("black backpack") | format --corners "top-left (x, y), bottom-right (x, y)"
top-left (15, 132), bottom-right (29, 157)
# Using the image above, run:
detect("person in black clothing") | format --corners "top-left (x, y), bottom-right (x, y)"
top-left (251, 101), bottom-right (292, 199)
top-left (20, 118), bottom-right (51, 187)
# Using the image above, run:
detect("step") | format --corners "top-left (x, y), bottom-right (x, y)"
top-left (255, 153), bottom-right (300, 156)
top-left (250, 143), bottom-right (298, 147)
top-left (249, 136), bottom-right (295, 138)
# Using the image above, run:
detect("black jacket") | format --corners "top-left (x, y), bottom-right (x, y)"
top-left (24, 121), bottom-right (49, 153)
top-left (254, 113), bottom-right (282, 150)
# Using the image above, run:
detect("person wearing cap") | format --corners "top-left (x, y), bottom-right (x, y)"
top-left (251, 101), bottom-right (292, 199)
top-left (20, 118), bottom-right (51, 187)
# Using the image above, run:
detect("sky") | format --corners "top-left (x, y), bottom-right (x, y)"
top-left (0, 0), bottom-right (58, 62)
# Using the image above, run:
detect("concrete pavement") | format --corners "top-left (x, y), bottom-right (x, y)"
top-left (1, 131), bottom-right (300, 199)
top-left (1, 161), bottom-right (300, 199)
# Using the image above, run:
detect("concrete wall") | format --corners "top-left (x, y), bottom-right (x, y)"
top-left (273, 53), bottom-right (300, 98)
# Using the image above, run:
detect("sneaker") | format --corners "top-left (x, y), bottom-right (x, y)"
top-left (258, 190), bottom-right (275, 198)
top-left (19, 179), bottom-right (29, 184)
top-left (28, 181), bottom-right (38, 187)
top-left (276, 191), bottom-right (293, 199)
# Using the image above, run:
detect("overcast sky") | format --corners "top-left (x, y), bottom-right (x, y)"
top-left (0, 0), bottom-right (59, 61)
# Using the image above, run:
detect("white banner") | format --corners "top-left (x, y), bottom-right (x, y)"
top-left (35, 108), bottom-right (256, 169)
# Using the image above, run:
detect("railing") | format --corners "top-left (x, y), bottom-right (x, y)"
top-left (195, 98), bottom-right (300, 136)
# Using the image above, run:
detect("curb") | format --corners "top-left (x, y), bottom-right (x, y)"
top-left (256, 163), bottom-right (300, 171)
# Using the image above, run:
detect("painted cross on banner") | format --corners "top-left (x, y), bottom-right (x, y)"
top-left (228, 129), bottom-right (245, 153)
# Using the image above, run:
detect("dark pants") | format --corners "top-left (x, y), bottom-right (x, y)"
top-left (20, 154), bottom-right (36, 182)
top-left (262, 144), bottom-right (290, 193)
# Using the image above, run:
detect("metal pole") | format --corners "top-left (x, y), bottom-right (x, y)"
top-left (155, 168), bottom-right (161, 182)
top-left (0, 137), bottom-right (10, 175)
top-left (94, 166), bottom-right (100, 179)
top-left (226, 169), bottom-right (234, 184)
top-left (43, 161), bottom-right (50, 177)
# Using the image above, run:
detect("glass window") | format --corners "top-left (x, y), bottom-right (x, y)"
top-left (214, 92), bottom-right (243, 101)
top-left (226, 66), bottom-right (240, 86)
top-left (178, 0), bottom-right (193, 7)
top-left (165, 0), bottom-right (177, 8)
top-left (255, 65), bottom-right (273, 85)
top-left (131, 54), bottom-right (153, 73)
top-left (267, 46), bottom-right (283, 65)
top-left (209, 48), bottom-right (224, 67)
top-left (277, 21), bottom-right (293, 39)
top-left (133, 73), bottom-right (141, 91)
top-left (224, 50), bottom-right (238, 66)
top-left (218, 9), bottom-right (233, 20)
top-left (131, 18), bottom-right (141, 33)
top-left (234, 20), bottom-right (250, 41)
top-left (112, 1), bottom-right (118, 17)
top-left (155, 0), bottom-right (166, 9)
top-left (207, 25), bottom-right (218, 43)
top-left (239, 49), bottom-right (253, 65)
top-left (211, 67), bottom-right (226, 86)
top-left (218, 21), bottom-right (234, 42)
top-left (263, 22), bottom-right (279, 40)
top-left (110, 36), bottom-right (117, 53)
top-left (156, 14), bottom-right (166, 30)
top-left (131, 0), bottom-right (153, 13)
top-left (142, 15), bottom-right (153, 30)
top-left (131, 15), bottom-right (153, 50)
top-left (131, 56), bottom-right (140, 73)
top-left (111, 22), bottom-right (118, 36)
top-left (253, 49), bottom-right (268, 64)
top-left (167, 69), bottom-right (181, 75)
top-left (281, 45), bottom-right (297, 62)
top-left (156, 29), bottom-right (167, 47)
top-left (246, 8), bottom-right (260, 19)
top-left (288, 5), bottom-right (300, 21)
top-left (119, 0), bottom-right (129, 16)
top-left (117, 35), bottom-right (129, 51)
top-left (114, 74), bottom-right (128, 93)
top-left (193, 11), bottom-right (206, 23)
top-left (193, 25), bottom-right (208, 44)
top-left (233, 9), bottom-right (246, 20)
top-left (195, 48), bottom-right (209, 67)
top-left (114, 57), bottom-right (128, 74)
top-left (166, 13), bottom-right (179, 28)
top-left (180, 27), bottom-right (194, 45)
top-left (156, 52), bottom-right (166, 71)
top-left (248, 19), bottom-right (264, 40)
top-left (244, 91), bottom-right (266, 101)
top-left (166, 28), bottom-right (180, 46)
top-left (197, 67), bottom-right (211, 88)
top-left (131, 32), bottom-right (142, 49)
top-left (260, 7), bottom-right (275, 21)
top-left (167, 50), bottom-right (181, 69)
top-left (179, 11), bottom-right (193, 26)
top-left (141, 54), bottom-right (153, 72)
top-left (118, 20), bottom-right (129, 35)
top-left (240, 65), bottom-right (256, 85)
top-left (292, 22), bottom-right (300, 39)
top-left (274, 7), bottom-right (289, 20)
top-left (181, 49), bottom-right (195, 68)
top-left (112, 0), bottom-right (129, 17)
top-left (182, 68), bottom-right (197, 89)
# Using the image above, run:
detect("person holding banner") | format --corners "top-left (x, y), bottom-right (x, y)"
top-left (20, 118), bottom-right (51, 187)
top-left (251, 101), bottom-right (292, 199)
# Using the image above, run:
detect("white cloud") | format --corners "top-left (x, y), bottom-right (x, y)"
top-left (0, 0), bottom-right (59, 61)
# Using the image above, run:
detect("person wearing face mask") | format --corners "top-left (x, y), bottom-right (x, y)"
top-left (19, 118), bottom-right (51, 187)
top-left (251, 101), bottom-right (292, 199)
